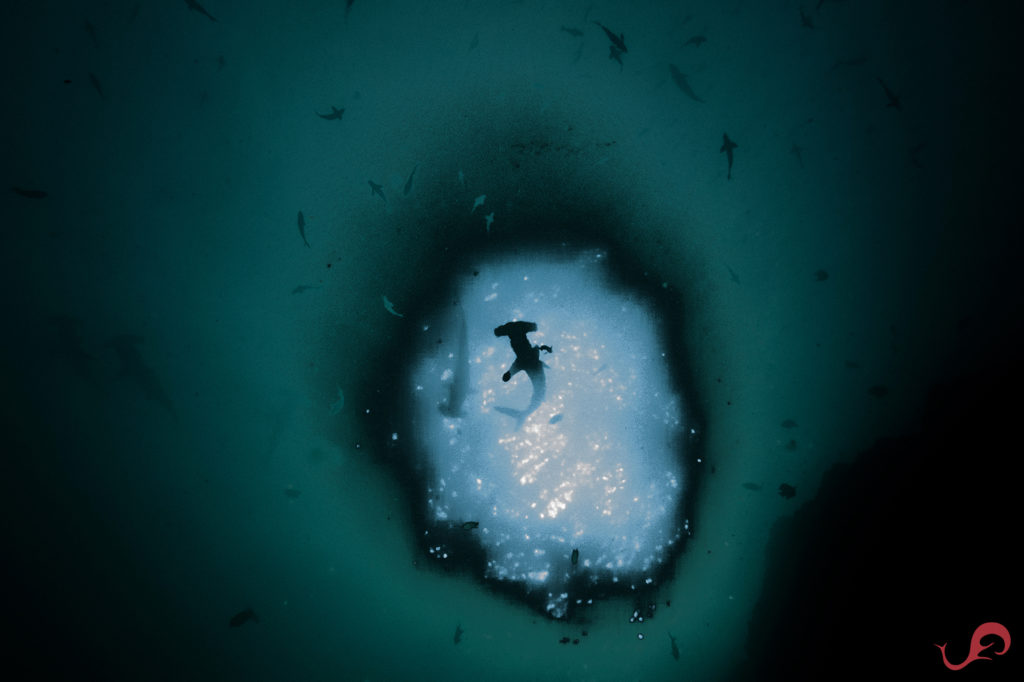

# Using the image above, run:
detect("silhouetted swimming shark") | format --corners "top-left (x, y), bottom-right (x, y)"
top-left (592, 21), bottom-right (627, 52)
top-left (439, 308), bottom-right (469, 418)
top-left (403, 165), bottom-right (417, 196)
top-left (493, 321), bottom-right (552, 429)
top-left (369, 180), bottom-right (386, 202)
top-left (668, 65), bottom-right (704, 103)
top-left (297, 210), bottom-right (310, 247)
top-left (877, 77), bottom-right (901, 110)
top-left (720, 133), bottom-right (737, 180)
top-left (317, 106), bottom-right (345, 121)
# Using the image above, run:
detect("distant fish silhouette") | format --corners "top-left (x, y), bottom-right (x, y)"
top-left (403, 165), bottom-right (417, 196)
top-left (560, 25), bottom-right (583, 37)
top-left (12, 186), bottom-right (48, 199)
top-left (107, 334), bottom-right (177, 420)
top-left (297, 210), bottom-right (310, 247)
top-left (668, 65), bottom-right (704, 103)
top-left (381, 295), bottom-right (403, 317)
top-left (369, 180), bottom-right (386, 203)
top-left (229, 607), bottom-right (258, 627)
top-left (88, 72), bottom-right (104, 100)
top-left (185, 0), bottom-right (217, 22)
top-left (720, 133), bottom-right (737, 179)
top-left (317, 106), bottom-right (345, 121)
top-left (592, 21), bottom-right (627, 52)
top-left (684, 35), bottom-right (706, 47)
top-left (877, 77), bottom-right (901, 110)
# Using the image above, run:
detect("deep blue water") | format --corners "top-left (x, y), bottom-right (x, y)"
top-left (2, 1), bottom-right (1021, 679)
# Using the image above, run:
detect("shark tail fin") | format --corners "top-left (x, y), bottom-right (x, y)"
top-left (494, 406), bottom-right (527, 430)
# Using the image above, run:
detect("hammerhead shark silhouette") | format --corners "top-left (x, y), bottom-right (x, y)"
top-left (493, 321), bottom-right (552, 429)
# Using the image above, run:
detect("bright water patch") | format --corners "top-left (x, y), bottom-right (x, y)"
top-left (407, 249), bottom-right (689, 618)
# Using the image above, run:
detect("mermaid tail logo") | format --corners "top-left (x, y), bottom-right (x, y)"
top-left (935, 622), bottom-right (1010, 670)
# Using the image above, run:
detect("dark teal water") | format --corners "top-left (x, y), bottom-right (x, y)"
top-left (2, 1), bottom-right (1020, 679)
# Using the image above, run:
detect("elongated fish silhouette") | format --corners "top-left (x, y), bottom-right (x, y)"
top-left (317, 106), bottom-right (345, 120)
top-left (668, 65), bottom-right (704, 103)
top-left (403, 164), bottom-right (417, 196)
top-left (369, 180), bottom-right (386, 202)
top-left (720, 133), bottom-right (737, 179)
top-left (297, 210), bottom-right (309, 247)
top-left (592, 21), bottom-right (627, 52)
top-left (439, 307), bottom-right (470, 418)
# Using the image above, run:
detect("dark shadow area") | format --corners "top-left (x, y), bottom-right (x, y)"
top-left (738, 325), bottom-right (1024, 679)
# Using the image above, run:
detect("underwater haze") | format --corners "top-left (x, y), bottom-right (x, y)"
top-left (3, 0), bottom-right (1022, 680)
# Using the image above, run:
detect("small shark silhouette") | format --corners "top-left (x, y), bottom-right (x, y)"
top-left (381, 295), bottom-right (403, 317)
top-left (471, 194), bottom-right (486, 213)
top-left (668, 65), bottom-right (704, 102)
top-left (799, 6), bottom-right (814, 28)
top-left (108, 334), bottom-right (177, 420)
top-left (720, 133), bottom-right (737, 180)
top-left (291, 284), bottom-right (321, 294)
top-left (297, 210), bottom-right (310, 247)
top-left (403, 165), bottom-right (417, 196)
top-left (877, 77), bottom-right (901, 110)
top-left (560, 25), bottom-right (583, 37)
top-left (12, 187), bottom-right (47, 199)
top-left (317, 106), bottom-right (344, 121)
top-left (592, 21), bottom-right (627, 52)
top-left (185, 0), bottom-right (217, 22)
top-left (88, 72), bottom-right (104, 100)
top-left (484, 212), bottom-right (494, 232)
top-left (229, 607), bottom-right (258, 627)
top-left (345, 0), bottom-right (355, 22)
top-left (453, 623), bottom-right (464, 645)
top-left (684, 35), bottom-right (706, 47)
top-left (669, 633), bottom-right (680, 660)
top-left (368, 180), bottom-right (386, 202)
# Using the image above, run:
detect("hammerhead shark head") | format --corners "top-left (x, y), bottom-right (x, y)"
top-left (493, 321), bottom-right (552, 429)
